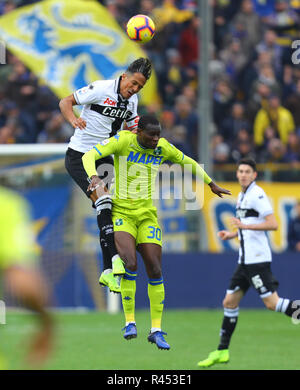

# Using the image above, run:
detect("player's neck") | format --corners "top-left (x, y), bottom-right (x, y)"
top-left (136, 137), bottom-right (147, 149)
top-left (241, 180), bottom-right (255, 193)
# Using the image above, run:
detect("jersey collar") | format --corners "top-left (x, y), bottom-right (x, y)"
top-left (135, 136), bottom-right (147, 150)
top-left (243, 180), bottom-right (256, 194)
top-left (115, 76), bottom-right (127, 102)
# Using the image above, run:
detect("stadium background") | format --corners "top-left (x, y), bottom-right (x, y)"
top-left (0, 0), bottom-right (300, 314)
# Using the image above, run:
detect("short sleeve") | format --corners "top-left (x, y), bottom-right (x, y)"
top-left (73, 81), bottom-right (102, 105)
top-left (253, 190), bottom-right (273, 218)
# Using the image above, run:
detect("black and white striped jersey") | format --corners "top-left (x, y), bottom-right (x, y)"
top-left (236, 181), bottom-right (273, 264)
top-left (68, 77), bottom-right (139, 153)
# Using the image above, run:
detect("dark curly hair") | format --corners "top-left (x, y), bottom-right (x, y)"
top-left (138, 114), bottom-right (160, 131)
top-left (237, 158), bottom-right (257, 172)
top-left (126, 57), bottom-right (152, 80)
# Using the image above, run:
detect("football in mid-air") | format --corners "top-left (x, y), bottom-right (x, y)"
top-left (126, 14), bottom-right (155, 43)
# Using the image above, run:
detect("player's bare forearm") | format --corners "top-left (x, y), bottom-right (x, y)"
top-left (218, 230), bottom-right (238, 240)
top-left (59, 94), bottom-right (86, 129)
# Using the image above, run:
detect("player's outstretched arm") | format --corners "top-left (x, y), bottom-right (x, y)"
top-left (179, 154), bottom-right (231, 197)
top-left (209, 181), bottom-right (231, 198)
top-left (59, 94), bottom-right (86, 129)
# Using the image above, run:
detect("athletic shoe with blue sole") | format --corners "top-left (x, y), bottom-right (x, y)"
top-left (122, 323), bottom-right (137, 340)
top-left (147, 331), bottom-right (170, 350)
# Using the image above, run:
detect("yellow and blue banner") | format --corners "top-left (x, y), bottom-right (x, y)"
top-left (0, 0), bottom-right (157, 105)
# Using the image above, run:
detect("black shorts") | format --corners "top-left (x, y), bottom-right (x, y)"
top-left (65, 148), bottom-right (114, 197)
top-left (227, 262), bottom-right (279, 298)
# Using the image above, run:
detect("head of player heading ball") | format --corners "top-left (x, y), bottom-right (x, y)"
top-left (126, 14), bottom-right (155, 43)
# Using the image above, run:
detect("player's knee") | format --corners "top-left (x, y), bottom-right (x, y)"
top-left (119, 253), bottom-right (137, 273)
top-left (147, 263), bottom-right (162, 280)
top-left (222, 296), bottom-right (238, 309)
top-left (264, 299), bottom-right (276, 311)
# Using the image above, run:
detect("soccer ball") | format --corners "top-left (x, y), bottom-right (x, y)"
top-left (126, 14), bottom-right (155, 43)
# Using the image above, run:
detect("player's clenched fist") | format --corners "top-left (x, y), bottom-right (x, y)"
top-left (217, 230), bottom-right (237, 240)
top-left (70, 117), bottom-right (86, 129)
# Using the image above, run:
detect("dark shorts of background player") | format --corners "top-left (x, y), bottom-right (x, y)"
top-left (65, 148), bottom-right (114, 198)
top-left (227, 262), bottom-right (279, 298)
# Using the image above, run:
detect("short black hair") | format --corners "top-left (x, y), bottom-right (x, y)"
top-left (126, 57), bottom-right (152, 80)
top-left (237, 158), bottom-right (257, 172)
top-left (138, 114), bottom-right (160, 131)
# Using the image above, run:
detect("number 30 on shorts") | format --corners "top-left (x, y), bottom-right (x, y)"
top-left (147, 226), bottom-right (162, 241)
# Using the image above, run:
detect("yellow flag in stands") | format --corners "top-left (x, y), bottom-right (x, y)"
top-left (0, 0), bottom-right (158, 106)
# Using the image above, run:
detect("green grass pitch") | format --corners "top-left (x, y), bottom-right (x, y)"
top-left (1, 309), bottom-right (300, 370)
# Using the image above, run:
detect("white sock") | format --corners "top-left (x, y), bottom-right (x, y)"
top-left (112, 254), bottom-right (120, 263)
top-left (151, 327), bottom-right (161, 333)
top-left (126, 321), bottom-right (136, 326)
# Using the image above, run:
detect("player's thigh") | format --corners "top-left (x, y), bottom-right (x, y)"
top-left (136, 218), bottom-right (163, 248)
top-left (247, 262), bottom-right (279, 300)
top-left (225, 264), bottom-right (250, 308)
top-left (114, 231), bottom-right (137, 271)
top-left (65, 148), bottom-right (90, 195)
top-left (113, 213), bottom-right (138, 271)
top-left (137, 243), bottom-right (162, 279)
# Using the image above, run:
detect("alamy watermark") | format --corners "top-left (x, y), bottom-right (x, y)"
top-left (0, 300), bottom-right (6, 325)
top-left (96, 160), bottom-right (205, 211)
top-left (292, 40), bottom-right (300, 65)
top-left (291, 300), bottom-right (300, 325)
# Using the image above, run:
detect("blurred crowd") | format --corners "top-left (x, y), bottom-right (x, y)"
top-left (1, 0), bottom-right (300, 167)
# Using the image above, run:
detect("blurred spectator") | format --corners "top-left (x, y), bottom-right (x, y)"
top-left (212, 0), bottom-right (242, 50)
top-left (152, 0), bottom-right (194, 32)
top-left (213, 78), bottom-right (235, 127)
top-left (160, 110), bottom-right (176, 140)
top-left (230, 0), bottom-right (262, 54)
top-left (220, 102), bottom-right (251, 145)
top-left (169, 124), bottom-right (194, 156)
top-left (231, 128), bottom-right (256, 162)
top-left (252, 0), bottom-right (275, 18)
top-left (253, 94), bottom-right (295, 147)
top-left (255, 29), bottom-right (283, 75)
top-left (211, 133), bottom-right (231, 164)
top-left (264, 137), bottom-right (287, 162)
top-left (283, 132), bottom-right (300, 163)
top-left (173, 95), bottom-right (198, 159)
top-left (246, 81), bottom-right (272, 123)
top-left (0, 125), bottom-right (15, 144)
top-left (264, 0), bottom-right (299, 65)
top-left (254, 62), bottom-right (281, 96)
top-left (219, 38), bottom-right (248, 82)
top-left (160, 48), bottom-right (185, 107)
top-left (178, 15), bottom-right (199, 67)
top-left (37, 112), bottom-right (73, 143)
top-left (287, 200), bottom-right (300, 251)
top-left (284, 79), bottom-right (300, 130)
